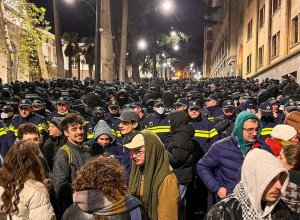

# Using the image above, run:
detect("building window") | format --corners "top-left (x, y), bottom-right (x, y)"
top-left (271, 32), bottom-right (280, 58)
top-left (247, 54), bottom-right (252, 73)
top-left (72, 58), bottom-right (78, 69)
top-left (259, 6), bottom-right (265, 28)
top-left (258, 45), bottom-right (264, 67)
top-left (272, 0), bottom-right (281, 14)
top-left (292, 16), bottom-right (299, 45)
top-left (247, 19), bottom-right (253, 40)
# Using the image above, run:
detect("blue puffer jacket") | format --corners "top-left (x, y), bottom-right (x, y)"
top-left (196, 134), bottom-right (271, 195)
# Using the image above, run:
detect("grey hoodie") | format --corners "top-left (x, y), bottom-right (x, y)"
top-left (237, 148), bottom-right (289, 219)
top-left (93, 120), bottom-right (115, 141)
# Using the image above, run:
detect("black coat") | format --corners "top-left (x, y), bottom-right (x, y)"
top-left (167, 111), bottom-right (196, 184)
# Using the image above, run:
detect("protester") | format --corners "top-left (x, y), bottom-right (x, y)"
top-left (0, 140), bottom-right (55, 219)
top-left (205, 149), bottom-right (291, 219)
top-left (126, 131), bottom-right (180, 220)
top-left (197, 111), bottom-right (271, 200)
top-left (52, 113), bottom-right (91, 216)
top-left (62, 156), bottom-right (146, 220)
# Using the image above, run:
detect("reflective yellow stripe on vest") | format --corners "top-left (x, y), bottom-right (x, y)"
top-left (260, 127), bottom-right (273, 136)
top-left (87, 133), bottom-right (94, 140)
top-left (194, 130), bottom-right (210, 138)
top-left (9, 125), bottom-right (18, 137)
top-left (0, 127), bottom-right (7, 136)
top-left (210, 128), bottom-right (218, 138)
top-left (146, 126), bottom-right (170, 133)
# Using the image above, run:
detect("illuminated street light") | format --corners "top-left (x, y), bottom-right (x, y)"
top-left (170, 30), bottom-right (176, 36)
top-left (137, 39), bottom-right (147, 50)
top-left (173, 44), bottom-right (179, 51)
top-left (161, 0), bottom-right (174, 13)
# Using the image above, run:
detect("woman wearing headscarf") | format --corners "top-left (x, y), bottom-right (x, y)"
top-left (126, 131), bottom-right (180, 220)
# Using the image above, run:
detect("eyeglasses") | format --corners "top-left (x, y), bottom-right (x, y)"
top-left (130, 149), bottom-right (145, 156)
top-left (243, 127), bottom-right (260, 134)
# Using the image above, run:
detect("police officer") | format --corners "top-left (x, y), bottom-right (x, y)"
top-left (86, 107), bottom-right (105, 140)
top-left (188, 101), bottom-right (219, 154)
top-left (47, 96), bottom-right (74, 121)
top-left (142, 99), bottom-right (171, 146)
top-left (257, 102), bottom-right (279, 142)
top-left (130, 102), bottom-right (149, 128)
top-left (202, 94), bottom-right (223, 122)
top-left (7, 99), bottom-right (48, 146)
top-left (104, 101), bottom-right (122, 140)
top-left (214, 100), bottom-right (237, 139)
top-left (174, 98), bottom-right (189, 112)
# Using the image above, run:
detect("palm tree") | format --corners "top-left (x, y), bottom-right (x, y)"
top-left (101, 0), bottom-right (115, 83)
top-left (118, 0), bottom-right (128, 82)
top-left (53, 0), bottom-right (65, 78)
top-left (63, 32), bottom-right (80, 78)
top-left (82, 37), bottom-right (95, 79)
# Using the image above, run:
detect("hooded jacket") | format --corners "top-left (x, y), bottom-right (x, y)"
top-left (232, 149), bottom-right (290, 219)
top-left (89, 120), bottom-right (123, 159)
top-left (167, 111), bottom-right (195, 184)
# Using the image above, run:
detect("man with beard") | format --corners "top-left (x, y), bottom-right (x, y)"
top-left (52, 113), bottom-right (91, 217)
top-left (214, 100), bottom-right (237, 139)
top-left (7, 99), bottom-right (48, 146)
top-left (142, 99), bottom-right (171, 146)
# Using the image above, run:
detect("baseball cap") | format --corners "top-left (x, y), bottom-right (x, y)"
top-left (154, 99), bottom-right (164, 107)
top-left (56, 97), bottom-right (70, 104)
top-left (92, 106), bottom-right (104, 115)
top-left (174, 98), bottom-right (188, 107)
top-left (188, 101), bottom-right (201, 110)
top-left (108, 100), bottom-right (119, 107)
top-left (205, 94), bottom-right (219, 102)
top-left (117, 109), bottom-right (139, 122)
top-left (284, 100), bottom-right (299, 112)
top-left (124, 133), bottom-right (144, 149)
top-left (259, 102), bottom-right (273, 116)
top-left (2, 105), bottom-right (13, 113)
top-left (222, 100), bottom-right (235, 109)
top-left (19, 99), bottom-right (32, 108)
top-left (32, 100), bottom-right (44, 107)
top-left (267, 97), bottom-right (279, 105)
top-left (131, 102), bottom-right (142, 108)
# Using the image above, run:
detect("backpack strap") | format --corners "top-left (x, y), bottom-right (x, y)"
top-left (60, 145), bottom-right (72, 164)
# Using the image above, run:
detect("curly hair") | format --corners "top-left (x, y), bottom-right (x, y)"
top-left (282, 143), bottom-right (300, 170)
top-left (0, 139), bottom-right (46, 215)
top-left (17, 122), bottom-right (41, 141)
top-left (72, 155), bottom-right (127, 203)
top-left (60, 113), bottom-right (85, 132)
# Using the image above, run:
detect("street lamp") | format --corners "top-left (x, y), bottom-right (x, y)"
top-left (137, 39), bottom-right (148, 50)
top-left (152, 0), bottom-right (174, 81)
top-left (64, 0), bottom-right (101, 83)
top-left (173, 44), bottom-right (179, 51)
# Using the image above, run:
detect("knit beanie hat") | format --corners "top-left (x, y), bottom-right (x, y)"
top-left (271, 124), bottom-right (297, 141)
top-left (284, 111), bottom-right (300, 134)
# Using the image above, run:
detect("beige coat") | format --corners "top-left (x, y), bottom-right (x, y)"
top-left (0, 179), bottom-right (55, 220)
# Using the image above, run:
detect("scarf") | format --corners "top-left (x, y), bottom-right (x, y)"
top-left (129, 131), bottom-right (172, 220)
top-left (73, 190), bottom-right (142, 216)
top-left (233, 183), bottom-right (262, 220)
top-left (233, 111), bottom-right (262, 155)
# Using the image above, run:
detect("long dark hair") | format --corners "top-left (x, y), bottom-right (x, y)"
top-left (0, 139), bottom-right (46, 215)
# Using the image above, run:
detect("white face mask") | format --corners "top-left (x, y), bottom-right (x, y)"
top-left (1, 112), bottom-right (8, 119)
top-left (156, 107), bottom-right (165, 115)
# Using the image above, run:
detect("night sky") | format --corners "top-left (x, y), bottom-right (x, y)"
top-left (32, 0), bottom-right (205, 65)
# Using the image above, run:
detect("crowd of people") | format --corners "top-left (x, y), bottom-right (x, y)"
top-left (0, 76), bottom-right (298, 219)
